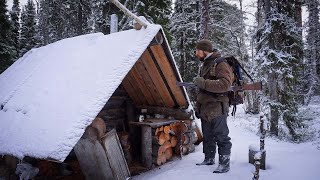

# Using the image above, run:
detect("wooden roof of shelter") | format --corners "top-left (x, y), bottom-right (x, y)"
top-left (122, 32), bottom-right (188, 108)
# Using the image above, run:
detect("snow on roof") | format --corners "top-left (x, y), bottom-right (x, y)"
top-left (0, 24), bottom-right (162, 162)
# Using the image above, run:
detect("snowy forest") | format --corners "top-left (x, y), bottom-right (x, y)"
top-left (0, 0), bottom-right (319, 142)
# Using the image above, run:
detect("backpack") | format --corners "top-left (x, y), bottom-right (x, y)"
top-left (216, 56), bottom-right (254, 116)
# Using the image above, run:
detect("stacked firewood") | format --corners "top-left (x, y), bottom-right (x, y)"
top-left (181, 121), bottom-right (198, 155)
top-left (151, 122), bottom-right (196, 166)
top-left (181, 131), bottom-right (196, 155)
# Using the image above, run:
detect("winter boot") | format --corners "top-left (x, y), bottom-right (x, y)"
top-left (213, 155), bottom-right (230, 173)
top-left (196, 158), bottom-right (215, 166)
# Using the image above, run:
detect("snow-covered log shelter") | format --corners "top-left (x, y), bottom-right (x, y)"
top-left (0, 24), bottom-right (197, 179)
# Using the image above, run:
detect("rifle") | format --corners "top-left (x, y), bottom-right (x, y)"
top-left (176, 81), bottom-right (262, 91)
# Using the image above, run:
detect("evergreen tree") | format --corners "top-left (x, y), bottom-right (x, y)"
top-left (170, 0), bottom-right (200, 103)
top-left (117, 0), bottom-right (171, 34)
top-left (38, 0), bottom-right (50, 45)
top-left (38, 0), bottom-right (94, 45)
top-left (0, 0), bottom-right (15, 73)
top-left (170, 0), bottom-right (199, 82)
top-left (254, 0), bottom-right (304, 140)
top-left (305, 0), bottom-right (320, 103)
top-left (20, 0), bottom-right (38, 56)
top-left (88, 0), bottom-right (108, 33)
top-left (10, 0), bottom-right (20, 59)
top-left (207, 0), bottom-right (247, 60)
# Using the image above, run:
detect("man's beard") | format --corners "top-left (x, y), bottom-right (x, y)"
top-left (199, 57), bottom-right (205, 62)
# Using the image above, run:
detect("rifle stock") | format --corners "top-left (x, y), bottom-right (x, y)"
top-left (231, 81), bottom-right (262, 91)
top-left (176, 81), bottom-right (263, 91)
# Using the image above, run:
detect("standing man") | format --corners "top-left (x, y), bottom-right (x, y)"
top-left (193, 39), bottom-right (233, 173)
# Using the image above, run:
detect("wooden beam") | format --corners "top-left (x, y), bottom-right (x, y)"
top-left (150, 45), bottom-right (188, 107)
top-left (137, 106), bottom-right (191, 120)
top-left (141, 50), bottom-right (175, 108)
top-left (135, 59), bottom-right (165, 107)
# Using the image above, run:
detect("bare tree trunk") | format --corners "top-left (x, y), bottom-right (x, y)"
top-left (77, 0), bottom-right (83, 35)
top-left (295, 0), bottom-right (303, 35)
top-left (257, 0), bottom-right (264, 28)
top-left (265, 0), bottom-right (279, 135)
top-left (200, 0), bottom-right (209, 39)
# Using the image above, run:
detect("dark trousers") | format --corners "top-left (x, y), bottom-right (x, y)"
top-left (201, 114), bottom-right (232, 159)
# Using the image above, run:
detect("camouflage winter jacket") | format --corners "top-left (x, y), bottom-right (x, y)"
top-left (196, 53), bottom-right (233, 121)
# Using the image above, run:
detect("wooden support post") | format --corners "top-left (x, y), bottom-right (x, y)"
top-left (141, 126), bottom-right (152, 169)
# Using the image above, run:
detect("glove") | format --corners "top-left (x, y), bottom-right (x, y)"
top-left (193, 77), bottom-right (205, 89)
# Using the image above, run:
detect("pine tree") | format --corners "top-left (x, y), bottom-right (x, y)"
top-left (170, 0), bottom-right (200, 103)
top-left (10, 0), bottom-right (20, 59)
top-left (254, 0), bottom-right (304, 140)
top-left (20, 0), bottom-right (38, 56)
top-left (305, 0), bottom-right (320, 103)
top-left (117, 0), bottom-right (172, 34)
top-left (170, 0), bottom-right (200, 82)
top-left (0, 0), bottom-right (15, 73)
top-left (207, 0), bottom-right (247, 59)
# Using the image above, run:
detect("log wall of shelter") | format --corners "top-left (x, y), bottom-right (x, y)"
top-left (97, 85), bottom-right (130, 132)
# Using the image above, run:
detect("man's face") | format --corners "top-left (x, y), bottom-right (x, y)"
top-left (195, 49), bottom-right (206, 61)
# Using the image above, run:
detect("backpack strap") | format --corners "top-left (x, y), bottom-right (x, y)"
top-left (215, 57), bottom-right (226, 64)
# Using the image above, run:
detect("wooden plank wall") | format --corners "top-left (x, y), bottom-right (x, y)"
top-left (122, 43), bottom-right (188, 108)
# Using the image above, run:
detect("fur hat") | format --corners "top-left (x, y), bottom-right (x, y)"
top-left (196, 39), bottom-right (213, 52)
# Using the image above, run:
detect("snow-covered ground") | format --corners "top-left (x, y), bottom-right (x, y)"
top-left (133, 101), bottom-right (320, 180)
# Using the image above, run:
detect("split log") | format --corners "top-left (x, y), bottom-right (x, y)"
top-left (155, 127), bottom-right (162, 136)
top-left (174, 145), bottom-right (182, 155)
top-left (170, 124), bottom-right (178, 135)
top-left (182, 133), bottom-right (190, 145)
top-left (181, 144), bottom-right (195, 155)
top-left (159, 126), bottom-right (164, 132)
top-left (188, 144), bottom-right (195, 153)
top-left (83, 126), bottom-right (99, 141)
top-left (165, 133), bottom-right (171, 141)
top-left (181, 145), bottom-right (188, 155)
top-left (156, 155), bottom-right (162, 166)
top-left (194, 123), bottom-right (203, 145)
top-left (191, 131), bottom-right (198, 144)
top-left (158, 132), bottom-right (166, 145)
top-left (170, 136), bottom-right (177, 147)
top-left (158, 141), bottom-right (172, 156)
top-left (164, 125), bottom-right (171, 134)
top-left (156, 154), bottom-right (167, 166)
top-left (91, 117), bottom-right (106, 139)
top-left (164, 148), bottom-right (173, 160)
